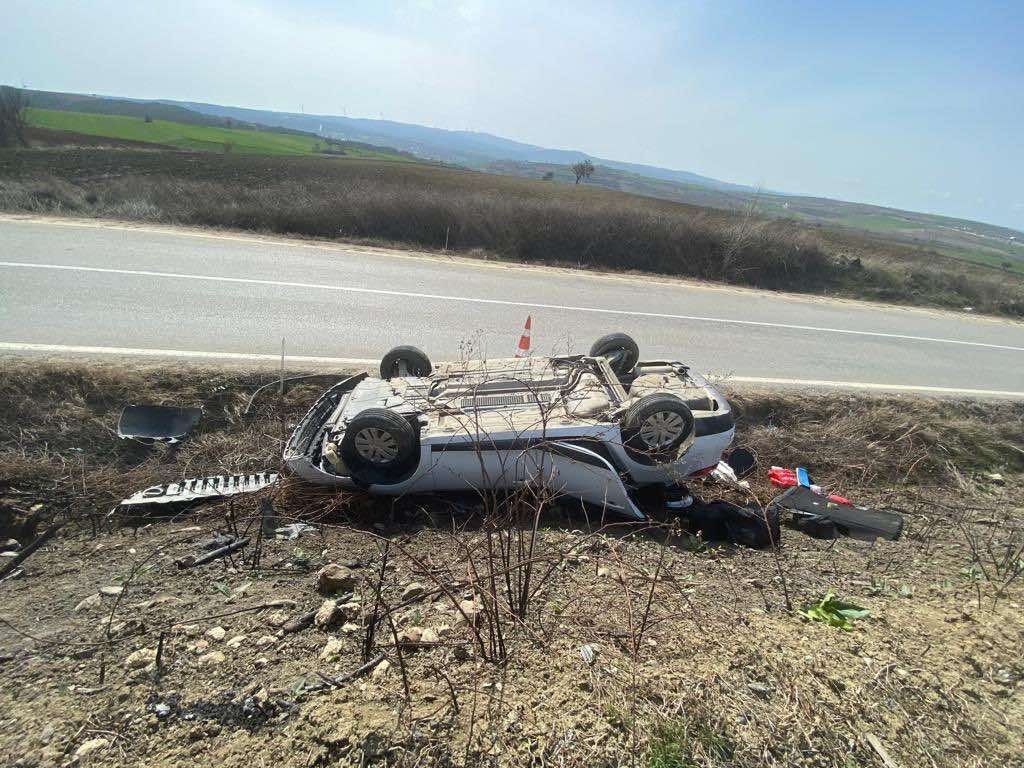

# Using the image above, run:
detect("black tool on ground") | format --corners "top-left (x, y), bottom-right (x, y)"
top-left (117, 405), bottom-right (202, 444)
top-left (725, 446), bottom-right (757, 479)
top-left (769, 486), bottom-right (903, 542)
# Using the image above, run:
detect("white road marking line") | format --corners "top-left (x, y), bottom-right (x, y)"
top-left (1, 342), bottom-right (1021, 398)
top-left (0, 342), bottom-right (375, 366)
top-left (2, 260), bottom-right (1022, 353)
top-left (722, 375), bottom-right (1024, 398)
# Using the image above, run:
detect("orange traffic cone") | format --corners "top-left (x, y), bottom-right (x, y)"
top-left (514, 315), bottom-right (532, 357)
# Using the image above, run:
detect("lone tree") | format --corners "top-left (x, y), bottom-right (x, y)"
top-left (0, 86), bottom-right (28, 148)
top-left (570, 158), bottom-right (594, 185)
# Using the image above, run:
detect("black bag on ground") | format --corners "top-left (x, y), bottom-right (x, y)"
top-left (681, 500), bottom-right (781, 549)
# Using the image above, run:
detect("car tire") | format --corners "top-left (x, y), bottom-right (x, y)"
top-left (620, 393), bottom-right (695, 463)
top-left (380, 346), bottom-right (432, 379)
top-left (339, 408), bottom-right (419, 485)
top-left (589, 333), bottom-right (639, 375)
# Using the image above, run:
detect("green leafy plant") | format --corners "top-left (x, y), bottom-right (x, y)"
top-left (800, 591), bottom-right (870, 631)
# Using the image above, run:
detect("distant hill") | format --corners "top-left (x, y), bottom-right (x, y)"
top-left (27, 90), bottom-right (240, 128)
top-left (168, 100), bottom-right (753, 194)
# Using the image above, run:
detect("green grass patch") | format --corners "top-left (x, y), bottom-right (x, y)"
top-left (836, 213), bottom-right (914, 232)
top-left (647, 717), bottom-right (735, 768)
top-left (24, 108), bottom-right (408, 160)
top-left (930, 243), bottom-right (1024, 274)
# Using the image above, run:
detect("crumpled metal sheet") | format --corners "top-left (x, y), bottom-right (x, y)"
top-left (120, 472), bottom-right (278, 506)
top-left (117, 405), bottom-right (202, 444)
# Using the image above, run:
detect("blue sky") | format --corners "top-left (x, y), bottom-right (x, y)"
top-left (4, 0), bottom-right (1022, 229)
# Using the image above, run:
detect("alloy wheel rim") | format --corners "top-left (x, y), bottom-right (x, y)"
top-left (353, 427), bottom-right (399, 463)
top-left (639, 411), bottom-right (685, 449)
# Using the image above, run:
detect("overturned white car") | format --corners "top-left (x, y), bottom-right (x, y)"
top-left (284, 334), bottom-right (735, 520)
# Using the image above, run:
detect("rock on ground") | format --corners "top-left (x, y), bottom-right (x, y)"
top-left (320, 637), bottom-right (346, 662)
top-left (74, 738), bottom-right (110, 759)
top-left (317, 563), bottom-right (361, 594)
top-left (74, 593), bottom-right (101, 612)
top-left (124, 648), bottom-right (157, 670)
top-left (314, 599), bottom-right (339, 628)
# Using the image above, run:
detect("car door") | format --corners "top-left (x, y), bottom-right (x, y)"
top-left (516, 441), bottom-right (643, 519)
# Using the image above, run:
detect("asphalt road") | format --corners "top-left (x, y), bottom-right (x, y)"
top-left (2, 216), bottom-right (1023, 397)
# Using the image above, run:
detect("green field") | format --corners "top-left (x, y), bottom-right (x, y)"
top-left (25, 107), bottom-right (407, 159)
top-left (835, 213), bottom-right (914, 232)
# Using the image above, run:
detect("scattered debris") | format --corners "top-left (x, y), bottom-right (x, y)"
top-left (580, 643), bottom-right (598, 665)
top-left (681, 500), bottom-right (780, 549)
top-left (117, 404), bottom-right (201, 444)
top-left (314, 653), bottom-right (387, 690)
top-left (175, 537), bottom-right (250, 569)
top-left (710, 460), bottom-right (746, 488)
top-left (725, 446), bottom-right (757, 479)
top-left (134, 593), bottom-right (183, 610)
top-left (275, 523), bottom-right (317, 540)
top-left (864, 732), bottom-right (901, 768)
top-left (0, 522), bottom-right (63, 579)
top-left (120, 472), bottom-right (278, 508)
top-left (771, 486), bottom-right (903, 542)
top-left (769, 465), bottom-right (824, 493)
top-left (282, 608), bottom-right (317, 634)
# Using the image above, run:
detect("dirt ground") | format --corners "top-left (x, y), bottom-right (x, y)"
top-left (0, 360), bottom-right (1022, 767)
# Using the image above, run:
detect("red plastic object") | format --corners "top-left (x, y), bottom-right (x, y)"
top-left (768, 466), bottom-right (798, 488)
top-left (828, 494), bottom-right (851, 505)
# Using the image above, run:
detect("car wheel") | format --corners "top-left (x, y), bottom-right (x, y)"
top-left (620, 393), bottom-right (695, 463)
top-left (380, 346), bottom-right (432, 379)
top-left (589, 333), bottom-right (639, 375)
top-left (339, 408), bottom-right (419, 484)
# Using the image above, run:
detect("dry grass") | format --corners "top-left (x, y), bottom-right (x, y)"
top-left (2, 147), bottom-right (1023, 317)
